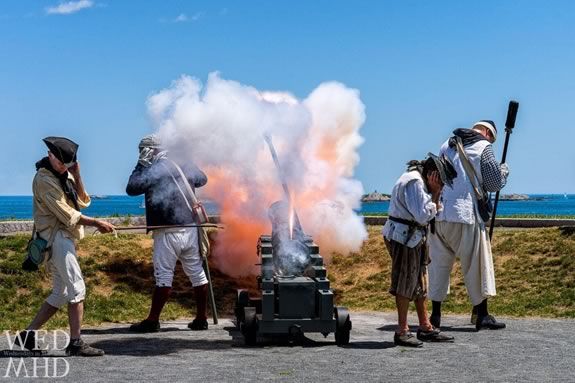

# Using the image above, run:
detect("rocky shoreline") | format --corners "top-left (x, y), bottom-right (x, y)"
top-left (361, 191), bottom-right (531, 202)
top-left (499, 193), bottom-right (530, 201)
top-left (361, 191), bottom-right (390, 202)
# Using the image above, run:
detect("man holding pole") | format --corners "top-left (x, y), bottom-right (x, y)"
top-left (428, 119), bottom-right (510, 331)
top-left (126, 134), bottom-right (212, 332)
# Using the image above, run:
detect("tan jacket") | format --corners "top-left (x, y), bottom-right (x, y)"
top-left (32, 168), bottom-right (91, 243)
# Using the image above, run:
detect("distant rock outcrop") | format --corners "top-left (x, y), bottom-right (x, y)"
top-left (500, 193), bottom-right (529, 201)
top-left (361, 191), bottom-right (391, 202)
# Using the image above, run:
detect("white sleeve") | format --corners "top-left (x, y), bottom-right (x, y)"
top-left (404, 179), bottom-right (437, 225)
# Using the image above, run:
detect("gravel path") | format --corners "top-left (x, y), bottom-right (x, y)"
top-left (1, 312), bottom-right (574, 382)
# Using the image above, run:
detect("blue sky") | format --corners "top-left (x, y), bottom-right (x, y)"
top-left (1, 0), bottom-right (574, 195)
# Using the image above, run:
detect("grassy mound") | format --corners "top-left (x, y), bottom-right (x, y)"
top-left (0, 227), bottom-right (573, 330)
top-left (330, 226), bottom-right (575, 317)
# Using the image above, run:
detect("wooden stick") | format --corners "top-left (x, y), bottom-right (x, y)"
top-left (114, 223), bottom-right (224, 231)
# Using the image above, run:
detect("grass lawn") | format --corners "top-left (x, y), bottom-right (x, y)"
top-left (0, 227), bottom-right (574, 331)
top-left (330, 226), bottom-right (575, 317)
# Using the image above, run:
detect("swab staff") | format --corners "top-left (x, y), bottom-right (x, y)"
top-left (489, 100), bottom-right (519, 238)
top-left (114, 223), bottom-right (224, 231)
top-left (263, 134), bottom-right (303, 231)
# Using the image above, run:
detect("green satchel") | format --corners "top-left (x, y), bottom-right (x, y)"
top-left (22, 225), bottom-right (56, 272)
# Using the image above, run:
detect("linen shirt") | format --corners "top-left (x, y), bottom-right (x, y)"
top-left (382, 170), bottom-right (439, 248)
top-left (32, 168), bottom-right (91, 243)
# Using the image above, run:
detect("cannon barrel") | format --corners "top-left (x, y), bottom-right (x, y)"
top-left (268, 200), bottom-right (311, 276)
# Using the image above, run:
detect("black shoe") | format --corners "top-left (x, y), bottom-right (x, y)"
top-left (429, 314), bottom-right (441, 329)
top-left (187, 318), bottom-right (208, 331)
top-left (14, 330), bottom-right (36, 351)
top-left (129, 319), bottom-right (160, 333)
top-left (393, 332), bottom-right (423, 348)
top-left (471, 307), bottom-right (478, 325)
top-left (476, 315), bottom-right (506, 331)
top-left (65, 339), bottom-right (104, 357)
top-left (417, 328), bottom-right (454, 342)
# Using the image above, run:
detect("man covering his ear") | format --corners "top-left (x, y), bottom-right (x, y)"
top-left (126, 134), bottom-right (211, 332)
top-left (18, 136), bottom-right (115, 356)
top-left (383, 153), bottom-right (457, 347)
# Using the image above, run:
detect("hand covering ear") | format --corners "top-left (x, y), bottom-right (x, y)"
top-left (138, 147), bottom-right (155, 167)
top-left (153, 150), bottom-right (168, 163)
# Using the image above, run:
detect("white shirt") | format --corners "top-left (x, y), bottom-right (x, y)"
top-left (382, 170), bottom-right (439, 248)
top-left (437, 138), bottom-right (489, 225)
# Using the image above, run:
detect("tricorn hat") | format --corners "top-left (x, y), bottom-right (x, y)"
top-left (426, 153), bottom-right (457, 187)
top-left (43, 136), bottom-right (78, 166)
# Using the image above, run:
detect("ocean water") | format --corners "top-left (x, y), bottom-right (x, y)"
top-left (360, 194), bottom-right (575, 216)
top-left (0, 194), bottom-right (574, 220)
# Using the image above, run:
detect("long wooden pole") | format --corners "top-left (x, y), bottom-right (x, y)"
top-left (114, 223), bottom-right (223, 231)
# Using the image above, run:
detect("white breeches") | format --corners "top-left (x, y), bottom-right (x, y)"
top-left (152, 228), bottom-right (207, 288)
top-left (427, 221), bottom-right (496, 306)
top-left (45, 230), bottom-right (86, 308)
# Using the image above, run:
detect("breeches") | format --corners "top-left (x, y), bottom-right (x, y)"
top-left (45, 230), bottom-right (86, 308)
top-left (152, 228), bottom-right (208, 288)
top-left (427, 221), bottom-right (496, 306)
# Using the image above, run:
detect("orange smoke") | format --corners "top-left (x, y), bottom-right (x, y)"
top-left (201, 136), bottom-right (350, 276)
top-left (202, 165), bottom-right (282, 276)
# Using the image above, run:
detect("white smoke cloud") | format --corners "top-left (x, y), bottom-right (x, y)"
top-left (147, 73), bottom-right (367, 276)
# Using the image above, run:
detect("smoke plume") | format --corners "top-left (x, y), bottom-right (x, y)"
top-left (147, 72), bottom-right (367, 276)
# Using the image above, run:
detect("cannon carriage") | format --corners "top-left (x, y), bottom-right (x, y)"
top-left (235, 201), bottom-right (352, 346)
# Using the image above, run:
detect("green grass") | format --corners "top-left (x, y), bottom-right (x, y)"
top-left (1, 227), bottom-right (574, 331)
top-left (0, 233), bottom-right (252, 331)
top-left (329, 226), bottom-right (575, 318)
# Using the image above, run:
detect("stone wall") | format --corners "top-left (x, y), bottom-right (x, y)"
top-left (362, 216), bottom-right (575, 228)
top-left (1, 215), bottom-right (574, 235)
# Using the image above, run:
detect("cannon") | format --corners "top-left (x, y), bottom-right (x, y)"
top-left (235, 201), bottom-right (352, 346)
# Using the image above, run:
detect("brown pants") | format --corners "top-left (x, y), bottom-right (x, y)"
top-left (385, 238), bottom-right (429, 301)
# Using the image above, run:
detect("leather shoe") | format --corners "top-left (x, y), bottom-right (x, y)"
top-left (476, 315), bottom-right (506, 331)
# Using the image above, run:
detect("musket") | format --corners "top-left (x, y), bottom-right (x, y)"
top-left (488, 100), bottom-right (519, 239)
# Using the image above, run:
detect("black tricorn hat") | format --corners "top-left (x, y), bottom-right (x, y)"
top-left (43, 136), bottom-right (78, 166)
top-left (427, 153), bottom-right (457, 187)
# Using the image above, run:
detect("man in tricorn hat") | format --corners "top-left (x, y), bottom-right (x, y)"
top-left (383, 153), bottom-right (457, 347)
top-left (428, 120), bottom-right (509, 331)
top-left (126, 134), bottom-right (210, 332)
top-left (18, 137), bottom-right (115, 356)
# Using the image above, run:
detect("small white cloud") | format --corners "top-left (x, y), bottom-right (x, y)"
top-left (45, 0), bottom-right (94, 15)
top-left (174, 13), bottom-right (188, 22)
top-left (170, 12), bottom-right (204, 23)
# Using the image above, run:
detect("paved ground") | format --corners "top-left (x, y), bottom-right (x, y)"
top-left (1, 312), bottom-right (574, 382)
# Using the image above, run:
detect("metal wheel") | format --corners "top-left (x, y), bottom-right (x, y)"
top-left (334, 306), bottom-right (351, 346)
top-left (241, 307), bottom-right (258, 346)
top-left (235, 290), bottom-right (250, 328)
